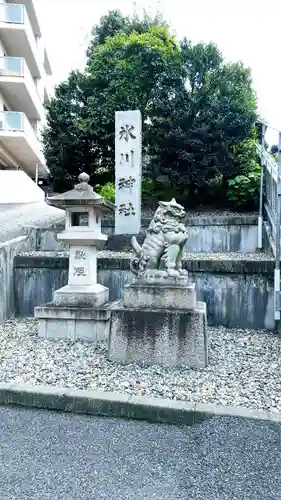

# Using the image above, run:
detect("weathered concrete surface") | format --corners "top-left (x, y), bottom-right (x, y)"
top-left (0, 202), bottom-right (64, 243)
top-left (123, 282), bottom-right (196, 309)
top-left (35, 303), bottom-right (113, 341)
top-left (2, 383), bottom-right (281, 424)
top-left (263, 218), bottom-right (276, 258)
top-left (0, 203), bottom-right (65, 321)
top-left (108, 300), bottom-right (208, 368)
top-left (0, 235), bottom-right (37, 321)
top-left (13, 254), bottom-right (275, 330)
top-left (53, 283), bottom-right (109, 307)
top-left (185, 223), bottom-right (257, 252)
top-left (35, 214), bottom-right (258, 253)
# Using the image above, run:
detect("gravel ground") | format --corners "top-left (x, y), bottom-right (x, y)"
top-left (16, 250), bottom-right (274, 261)
top-left (0, 318), bottom-right (280, 412)
top-left (141, 207), bottom-right (257, 218)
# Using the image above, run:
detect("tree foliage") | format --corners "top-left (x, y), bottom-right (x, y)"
top-left (86, 9), bottom-right (166, 57)
top-left (147, 41), bottom-right (257, 195)
top-left (43, 9), bottom-right (258, 201)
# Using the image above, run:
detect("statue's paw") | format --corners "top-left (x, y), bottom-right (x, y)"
top-left (167, 269), bottom-right (180, 277)
top-left (179, 269), bottom-right (188, 276)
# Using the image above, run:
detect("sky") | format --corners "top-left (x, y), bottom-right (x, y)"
top-left (35, 0), bottom-right (281, 143)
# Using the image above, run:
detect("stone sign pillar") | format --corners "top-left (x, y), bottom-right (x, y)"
top-left (115, 110), bottom-right (142, 235)
top-left (34, 173), bottom-right (115, 341)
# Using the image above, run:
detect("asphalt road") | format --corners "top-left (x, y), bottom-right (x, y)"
top-left (0, 406), bottom-right (280, 500)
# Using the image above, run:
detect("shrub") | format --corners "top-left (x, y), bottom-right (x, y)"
top-left (95, 179), bottom-right (175, 206)
top-left (95, 182), bottom-right (115, 202)
top-left (226, 163), bottom-right (260, 210)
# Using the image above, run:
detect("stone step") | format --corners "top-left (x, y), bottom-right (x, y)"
top-left (32, 212), bottom-right (259, 253)
top-left (14, 250), bottom-right (274, 275)
top-left (13, 250), bottom-right (276, 330)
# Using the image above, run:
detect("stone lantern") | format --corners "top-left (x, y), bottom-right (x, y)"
top-left (34, 172), bottom-right (115, 341)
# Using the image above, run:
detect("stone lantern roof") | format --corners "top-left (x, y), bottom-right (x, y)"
top-left (46, 173), bottom-right (115, 212)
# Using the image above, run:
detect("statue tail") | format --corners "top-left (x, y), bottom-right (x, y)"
top-left (130, 236), bottom-right (142, 276)
top-left (131, 236), bottom-right (141, 255)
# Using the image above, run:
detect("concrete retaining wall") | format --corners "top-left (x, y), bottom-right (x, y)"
top-left (35, 215), bottom-right (258, 253)
top-left (0, 233), bottom-right (37, 321)
top-left (13, 254), bottom-right (274, 330)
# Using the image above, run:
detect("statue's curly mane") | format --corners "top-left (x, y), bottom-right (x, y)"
top-left (148, 203), bottom-right (185, 233)
top-left (130, 199), bottom-right (187, 277)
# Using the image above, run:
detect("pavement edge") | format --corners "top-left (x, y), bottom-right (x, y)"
top-left (0, 383), bottom-right (280, 425)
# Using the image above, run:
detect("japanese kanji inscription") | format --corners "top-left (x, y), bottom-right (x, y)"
top-left (115, 110), bottom-right (142, 235)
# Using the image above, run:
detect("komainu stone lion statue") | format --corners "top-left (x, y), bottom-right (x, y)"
top-left (130, 198), bottom-right (188, 278)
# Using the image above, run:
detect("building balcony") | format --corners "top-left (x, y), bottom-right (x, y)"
top-left (11, 0), bottom-right (42, 39)
top-left (0, 57), bottom-right (44, 120)
top-left (0, 3), bottom-right (42, 77)
top-left (0, 111), bottom-right (47, 177)
top-left (40, 64), bottom-right (53, 103)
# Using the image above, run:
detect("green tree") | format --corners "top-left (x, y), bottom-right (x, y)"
top-left (43, 18), bottom-right (183, 191)
top-left (42, 71), bottom-right (92, 192)
top-left (43, 11), bottom-right (257, 200)
top-left (86, 9), bottom-right (166, 57)
top-left (147, 41), bottom-right (257, 202)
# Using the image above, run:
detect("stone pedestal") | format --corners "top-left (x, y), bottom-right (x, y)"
top-left (108, 300), bottom-right (207, 368)
top-left (108, 279), bottom-right (208, 368)
top-left (124, 281), bottom-right (196, 310)
top-left (35, 303), bottom-right (113, 341)
top-left (53, 284), bottom-right (109, 307)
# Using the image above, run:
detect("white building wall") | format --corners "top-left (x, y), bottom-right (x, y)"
top-left (35, 34), bottom-right (45, 102)
top-left (0, 0), bottom-right (52, 182)
top-left (0, 38), bottom-right (8, 56)
top-left (0, 170), bottom-right (45, 202)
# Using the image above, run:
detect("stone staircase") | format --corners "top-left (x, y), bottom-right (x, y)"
top-left (9, 209), bottom-right (276, 331)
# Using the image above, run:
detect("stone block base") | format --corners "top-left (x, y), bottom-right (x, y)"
top-left (34, 302), bottom-right (114, 341)
top-left (53, 284), bottom-right (109, 307)
top-left (108, 301), bottom-right (208, 368)
top-left (123, 282), bottom-right (196, 310)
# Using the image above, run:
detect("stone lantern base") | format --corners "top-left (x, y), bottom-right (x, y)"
top-left (34, 282), bottom-right (112, 341)
top-left (35, 300), bottom-right (115, 342)
top-left (53, 283), bottom-right (109, 307)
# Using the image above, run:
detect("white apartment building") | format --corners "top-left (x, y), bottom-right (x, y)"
top-left (0, 0), bottom-right (51, 183)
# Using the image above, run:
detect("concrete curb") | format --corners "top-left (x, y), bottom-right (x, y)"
top-left (0, 383), bottom-right (280, 425)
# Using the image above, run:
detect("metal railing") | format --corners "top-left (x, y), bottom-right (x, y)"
top-left (0, 57), bottom-right (44, 115)
top-left (0, 111), bottom-right (24, 131)
top-left (0, 112), bottom-right (38, 141)
top-left (0, 56), bottom-right (24, 76)
top-left (256, 123), bottom-right (281, 321)
top-left (0, 4), bottom-right (39, 76)
top-left (257, 142), bottom-right (278, 220)
top-left (0, 111), bottom-right (45, 167)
